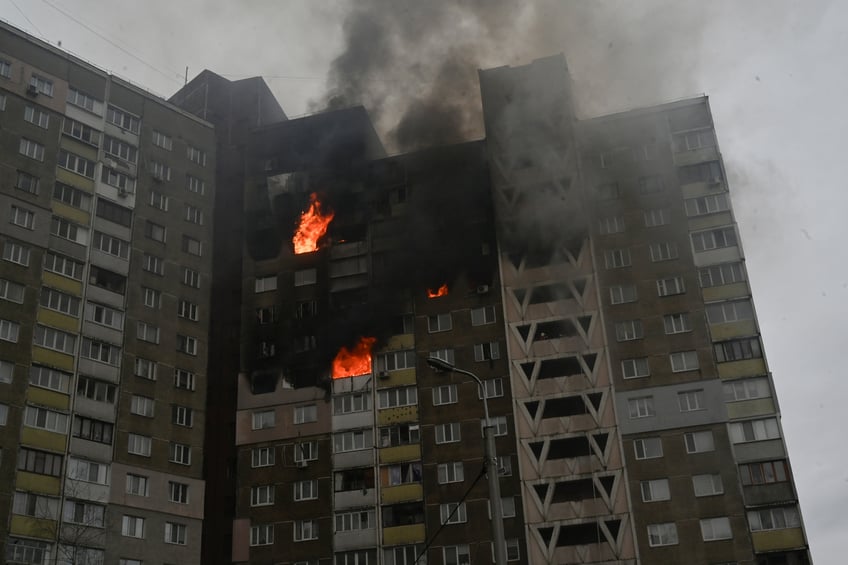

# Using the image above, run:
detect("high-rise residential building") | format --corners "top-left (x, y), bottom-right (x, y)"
top-left (0, 20), bottom-right (810, 565)
top-left (0, 21), bottom-right (216, 565)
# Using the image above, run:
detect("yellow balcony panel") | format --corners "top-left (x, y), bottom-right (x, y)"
top-left (26, 386), bottom-right (69, 411)
top-left (382, 484), bottom-right (423, 505)
top-left (727, 398), bottom-right (776, 420)
top-left (384, 334), bottom-right (414, 350)
top-left (377, 368), bottom-right (416, 389)
top-left (21, 427), bottom-right (67, 452)
top-left (50, 201), bottom-right (90, 227)
top-left (10, 515), bottom-right (58, 538)
top-left (32, 346), bottom-right (74, 372)
top-left (709, 320), bottom-right (758, 341)
top-left (383, 524), bottom-right (425, 546)
top-left (60, 137), bottom-right (99, 161)
top-left (379, 444), bottom-right (421, 465)
top-left (752, 528), bottom-right (806, 552)
top-left (718, 359), bottom-right (767, 380)
top-left (16, 471), bottom-right (61, 495)
top-left (55, 168), bottom-right (95, 191)
top-left (36, 308), bottom-right (79, 333)
top-left (688, 211), bottom-right (733, 232)
top-left (42, 271), bottom-right (83, 296)
top-left (703, 282), bottom-right (750, 302)
top-left (377, 406), bottom-right (418, 426)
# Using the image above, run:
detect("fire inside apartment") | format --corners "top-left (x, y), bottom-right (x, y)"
top-left (0, 20), bottom-right (810, 565)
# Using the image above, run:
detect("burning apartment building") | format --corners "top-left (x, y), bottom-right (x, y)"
top-left (0, 18), bottom-right (810, 565)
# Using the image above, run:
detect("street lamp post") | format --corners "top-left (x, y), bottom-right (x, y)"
top-left (426, 357), bottom-right (507, 565)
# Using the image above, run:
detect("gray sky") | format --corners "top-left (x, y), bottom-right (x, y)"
top-left (3, 1), bottom-right (843, 561)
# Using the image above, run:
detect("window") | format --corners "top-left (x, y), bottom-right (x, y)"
top-left (443, 545), bottom-right (470, 565)
top-left (334, 429), bottom-right (373, 452)
top-left (95, 198), bottom-right (133, 227)
top-left (252, 447), bottom-right (275, 468)
top-left (596, 182), bottom-right (620, 199)
top-left (251, 485), bottom-right (275, 506)
top-left (143, 253), bottom-right (165, 276)
top-left (127, 433), bottom-right (152, 457)
top-left (474, 341), bottom-right (501, 362)
top-left (126, 474), bottom-right (149, 496)
top-left (0, 59), bottom-right (10, 78)
top-left (684, 430), bottom-right (715, 453)
top-left (432, 385), bottom-right (458, 407)
top-left (130, 395), bottom-right (154, 417)
top-left (641, 479), bottom-right (670, 502)
top-left (3, 241), bottom-right (30, 266)
top-left (644, 208), bottom-right (669, 227)
top-left (649, 241), bottom-right (679, 262)
top-left (706, 299), bottom-right (754, 324)
top-left (748, 506), bottom-right (801, 532)
top-left (101, 167), bottom-right (135, 193)
top-left (428, 313), bottom-right (452, 332)
top-left (107, 105), bottom-right (140, 133)
top-left (440, 502), bottom-right (467, 524)
top-left (436, 422), bottom-right (461, 444)
top-left (81, 337), bottom-right (121, 365)
top-left (598, 216), bottom-right (625, 234)
top-left (67, 457), bottom-right (108, 484)
top-left (53, 184), bottom-right (91, 212)
top-left (692, 227), bottom-right (737, 252)
top-left (679, 160), bottom-right (722, 184)
top-left (62, 117), bottom-right (100, 145)
top-left (163, 403), bottom-right (188, 429)
top-left (57, 150), bottom-right (96, 178)
top-left (63, 499), bottom-right (105, 527)
top-left (647, 523), bottom-right (678, 547)
top-left (700, 517), bottom-right (732, 541)
top-left (29, 74), bottom-right (54, 96)
top-left (296, 300), bottom-right (318, 318)
top-left (72, 416), bottom-right (114, 444)
top-left (6, 538), bottom-right (52, 564)
top-left (714, 337), bottom-right (762, 363)
top-left (135, 358), bottom-right (157, 381)
top-left (175, 369), bottom-right (195, 390)
top-left (639, 175), bottom-right (663, 194)
top-left (252, 410), bottom-right (275, 430)
top-left (145, 221), bottom-right (166, 243)
top-left (119, 560), bottom-right (142, 565)
top-left (44, 251), bottom-right (83, 279)
top-left (0, 403), bottom-right (7, 425)
top-left (187, 145), bottom-right (207, 165)
top-left (438, 462), bottom-right (464, 484)
top-left (152, 130), bottom-right (173, 150)
top-left (19, 138), bottom-right (45, 161)
top-left (739, 460), bottom-right (788, 486)
top-left (334, 392), bottom-right (371, 414)
top-left (479, 378), bottom-right (504, 399)
top-left (485, 415), bottom-right (509, 437)
top-left (149, 190), bottom-right (169, 211)
top-left (699, 262), bottom-right (746, 287)
top-left (10, 205), bottom-right (35, 230)
top-left (609, 284), bottom-right (637, 304)
top-left (377, 350), bottom-right (416, 372)
top-left (336, 508), bottom-right (375, 531)
top-left (24, 105), bottom-right (50, 128)
top-left (184, 204), bottom-right (203, 224)
top-left (29, 365), bottom-right (71, 393)
top-left (169, 442), bottom-right (192, 465)
top-left (670, 351), bottom-right (699, 372)
top-left (378, 386), bottom-right (418, 408)
top-left (0, 359), bottom-right (14, 384)
top-left (294, 268), bottom-right (317, 286)
top-left (685, 193), bottom-right (730, 217)
top-left (729, 418), bottom-right (780, 444)
top-left (673, 128), bottom-right (716, 151)
top-left (24, 405), bottom-right (69, 433)
top-left (181, 235), bottom-right (202, 256)
top-left (386, 461), bottom-right (422, 486)
top-left (293, 479), bottom-right (317, 501)
top-left (604, 248), bottom-right (631, 268)
top-left (186, 174), bottom-right (205, 194)
top-left (76, 376), bottom-right (117, 404)
top-left (16, 171), bottom-right (40, 194)
top-left (294, 440), bottom-right (318, 462)
top-left (51, 216), bottom-right (89, 245)
top-left (471, 305), bottom-right (496, 325)
top-left (92, 231), bottom-right (130, 259)
top-left (254, 275), bottom-right (277, 293)
top-left (103, 135), bottom-right (138, 163)
top-left (634, 437), bottom-right (663, 460)
top-left (294, 404), bottom-right (317, 424)
top-left (724, 377), bottom-right (771, 402)
top-left (164, 522), bottom-right (187, 545)
top-left (0, 319), bottom-right (20, 342)
top-left (177, 334), bottom-right (198, 355)
top-left (294, 519), bottom-right (318, 541)
top-left (693, 474), bottom-right (724, 497)
top-left (13, 491), bottom-right (60, 519)
top-left (142, 288), bottom-right (161, 309)
top-left (663, 313), bottom-right (691, 334)
top-left (34, 325), bottom-right (76, 354)
top-left (628, 397), bottom-right (655, 419)
top-left (18, 447), bottom-right (63, 476)
top-left (385, 545), bottom-right (424, 565)
top-left (251, 524), bottom-right (274, 546)
top-left (615, 319), bottom-right (643, 341)
top-left (622, 358), bottom-right (650, 379)
top-left (678, 390), bottom-right (704, 411)
top-left (379, 423), bottom-right (419, 447)
top-left (657, 276), bottom-right (685, 296)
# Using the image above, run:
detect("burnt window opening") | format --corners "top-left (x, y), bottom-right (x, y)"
top-left (556, 522), bottom-right (605, 547)
top-left (382, 502), bottom-right (424, 528)
top-left (538, 357), bottom-right (584, 380)
top-left (250, 371), bottom-right (277, 395)
top-left (534, 320), bottom-right (579, 341)
top-left (257, 341), bottom-right (276, 359)
top-left (679, 160), bottom-right (723, 184)
top-left (392, 314), bottom-right (414, 335)
top-left (528, 284), bottom-right (572, 304)
top-left (88, 266), bottom-right (125, 294)
top-left (335, 467), bottom-right (374, 492)
top-left (542, 396), bottom-right (589, 419)
top-left (551, 479), bottom-right (597, 503)
top-left (524, 248), bottom-right (552, 269)
top-left (257, 306), bottom-right (278, 325)
top-left (547, 436), bottom-right (593, 460)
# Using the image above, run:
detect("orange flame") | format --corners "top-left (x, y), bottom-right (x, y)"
top-left (427, 284), bottom-right (449, 298)
top-left (332, 336), bottom-right (377, 379)
top-left (293, 192), bottom-right (335, 254)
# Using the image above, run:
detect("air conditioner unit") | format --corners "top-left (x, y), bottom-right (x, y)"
top-left (476, 285), bottom-right (490, 295)
top-left (378, 371), bottom-right (390, 380)
top-left (25, 84), bottom-right (38, 97)
top-left (296, 460), bottom-right (308, 469)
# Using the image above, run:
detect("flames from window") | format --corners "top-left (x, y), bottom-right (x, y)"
top-left (427, 284), bottom-right (448, 298)
top-left (293, 192), bottom-right (335, 254)
top-left (332, 336), bottom-right (377, 379)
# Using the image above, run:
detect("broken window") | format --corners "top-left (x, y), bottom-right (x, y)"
top-left (334, 467), bottom-right (374, 492)
top-left (382, 502), bottom-right (424, 528)
top-left (379, 423), bottom-right (419, 448)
